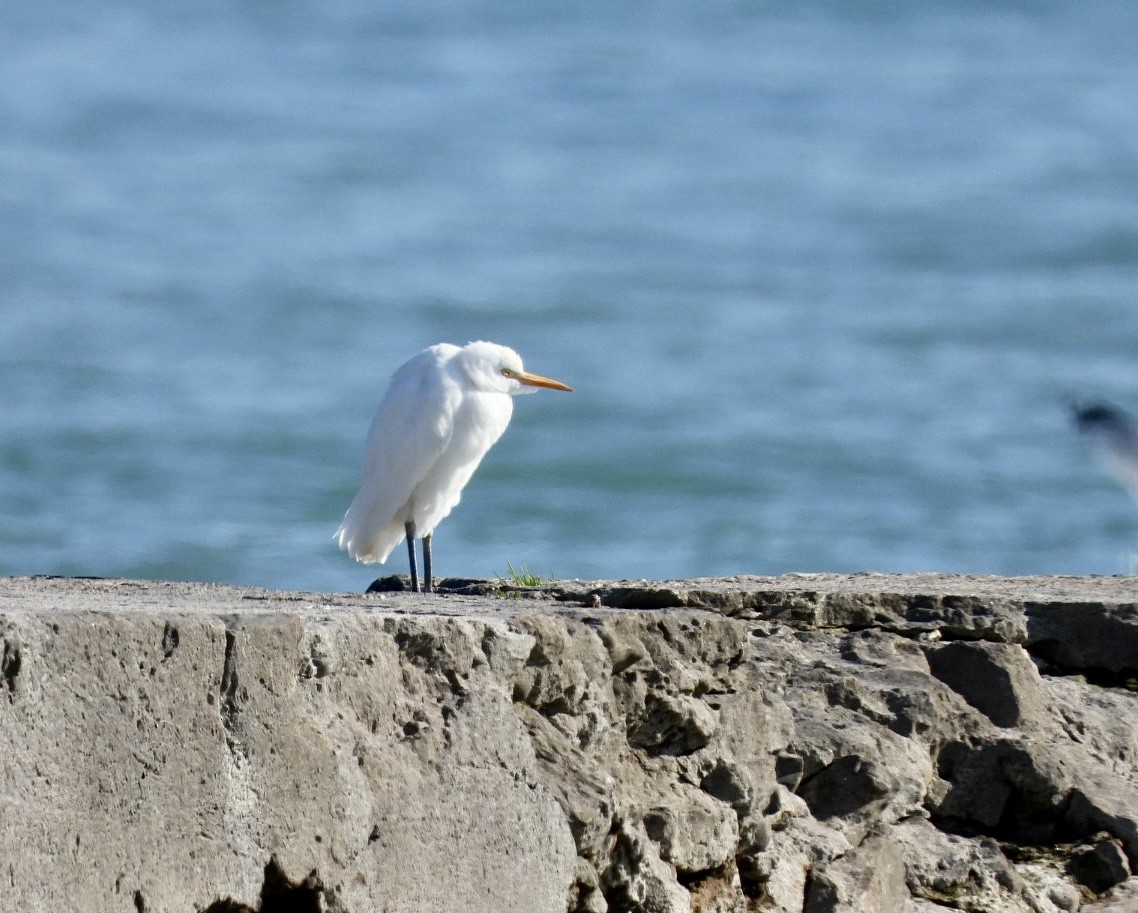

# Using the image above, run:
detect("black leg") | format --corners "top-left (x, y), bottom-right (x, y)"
top-left (404, 521), bottom-right (419, 592)
top-left (423, 533), bottom-right (433, 593)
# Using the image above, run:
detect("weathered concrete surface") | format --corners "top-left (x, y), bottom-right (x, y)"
top-left (2, 573), bottom-right (1138, 913)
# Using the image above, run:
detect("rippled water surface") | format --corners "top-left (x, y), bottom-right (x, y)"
top-left (4, 2), bottom-right (1138, 590)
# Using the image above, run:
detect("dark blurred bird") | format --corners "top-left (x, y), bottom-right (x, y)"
top-left (1073, 399), bottom-right (1138, 499)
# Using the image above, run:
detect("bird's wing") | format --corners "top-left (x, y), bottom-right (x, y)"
top-left (361, 349), bottom-right (460, 483)
top-left (1101, 432), bottom-right (1138, 500)
top-left (336, 347), bottom-right (462, 562)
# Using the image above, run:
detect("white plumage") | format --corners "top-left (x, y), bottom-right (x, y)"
top-left (335, 341), bottom-right (572, 591)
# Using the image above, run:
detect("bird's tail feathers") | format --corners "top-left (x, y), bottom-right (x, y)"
top-left (334, 509), bottom-right (405, 564)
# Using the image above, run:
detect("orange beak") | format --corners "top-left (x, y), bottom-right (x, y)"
top-left (516, 370), bottom-right (573, 392)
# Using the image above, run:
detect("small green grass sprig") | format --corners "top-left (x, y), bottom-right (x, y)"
top-left (504, 561), bottom-right (547, 587)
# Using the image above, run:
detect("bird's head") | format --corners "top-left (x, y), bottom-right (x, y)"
top-left (1073, 399), bottom-right (1127, 436)
top-left (460, 341), bottom-right (573, 396)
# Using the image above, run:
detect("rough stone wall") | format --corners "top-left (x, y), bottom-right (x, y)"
top-left (1, 574), bottom-right (1137, 913)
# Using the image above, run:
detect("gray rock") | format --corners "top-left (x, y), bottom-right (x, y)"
top-left (600, 819), bottom-right (693, 913)
top-left (4, 573), bottom-right (1138, 912)
top-left (1067, 777), bottom-right (1138, 870)
top-left (803, 833), bottom-right (913, 913)
top-left (926, 641), bottom-right (1049, 728)
top-left (1067, 836), bottom-right (1132, 895)
top-left (798, 756), bottom-right (898, 821)
top-left (627, 692), bottom-right (719, 755)
top-left (642, 784), bottom-right (738, 874)
top-left (0, 585), bottom-right (577, 913)
top-left (1082, 877), bottom-right (1138, 913)
top-left (1026, 600), bottom-right (1138, 674)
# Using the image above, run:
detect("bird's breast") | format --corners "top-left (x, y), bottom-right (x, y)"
top-left (449, 391), bottom-right (514, 460)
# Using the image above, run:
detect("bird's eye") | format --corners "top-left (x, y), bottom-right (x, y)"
top-left (501, 368), bottom-right (515, 378)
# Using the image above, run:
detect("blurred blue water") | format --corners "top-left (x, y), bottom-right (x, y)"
top-left (3, 2), bottom-right (1138, 591)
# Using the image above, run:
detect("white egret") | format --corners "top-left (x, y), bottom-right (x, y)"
top-left (335, 341), bottom-right (572, 592)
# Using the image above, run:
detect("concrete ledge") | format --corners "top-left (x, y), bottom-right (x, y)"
top-left (2, 574), bottom-right (1137, 913)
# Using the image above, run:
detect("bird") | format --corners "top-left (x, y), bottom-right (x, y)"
top-left (1073, 399), bottom-right (1138, 500)
top-left (335, 341), bottom-right (572, 592)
